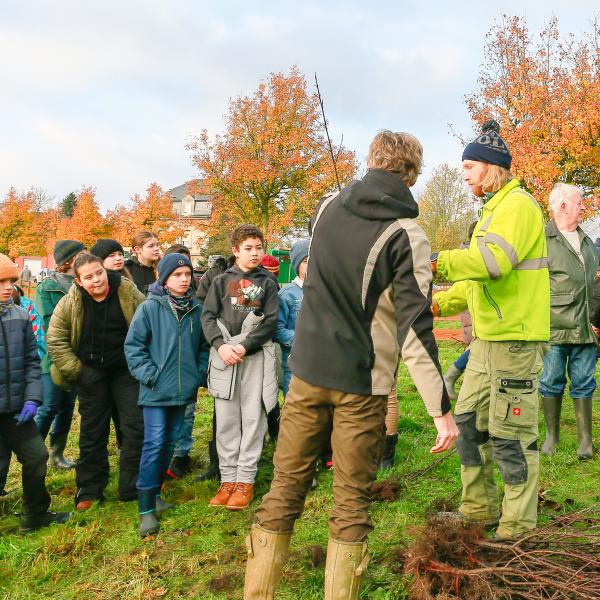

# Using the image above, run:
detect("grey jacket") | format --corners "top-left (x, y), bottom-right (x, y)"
top-left (207, 311), bottom-right (278, 412)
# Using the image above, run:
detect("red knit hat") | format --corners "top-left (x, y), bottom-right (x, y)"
top-left (0, 254), bottom-right (19, 281)
top-left (261, 254), bottom-right (280, 277)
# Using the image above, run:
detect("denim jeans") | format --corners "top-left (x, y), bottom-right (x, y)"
top-left (173, 402), bottom-right (196, 458)
top-left (137, 405), bottom-right (187, 492)
top-left (454, 349), bottom-right (471, 372)
top-left (34, 373), bottom-right (76, 439)
top-left (539, 343), bottom-right (597, 398)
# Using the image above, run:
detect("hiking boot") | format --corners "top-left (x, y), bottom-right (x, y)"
top-left (379, 433), bottom-right (398, 470)
top-left (573, 397), bottom-right (593, 460)
top-left (436, 510), bottom-right (500, 530)
top-left (20, 511), bottom-right (71, 533)
top-left (540, 396), bottom-right (562, 455)
top-left (139, 512), bottom-right (159, 538)
top-left (155, 495), bottom-right (174, 514)
top-left (209, 482), bottom-right (236, 507)
top-left (166, 454), bottom-right (192, 480)
top-left (225, 483), bottom-right (254, 511)
top-left (443, 364), bottom-right (463, 401)
top-left (47, 432), bottom-right (76, 469)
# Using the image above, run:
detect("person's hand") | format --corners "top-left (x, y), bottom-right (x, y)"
top-left (592, 324), bottom-right (600, 336)
top-left (14, 401), bottom-right (38, 426)
top-left (431, 299), bottom-right (441, 318)
top-left (232, 345), bottom-right (247, 359)
top-left (430, 412), bottom-right (459, 453)
top-left (218, 344), bottom-right (244, 366)
top-left (430, 252), bottom-right (439, 274)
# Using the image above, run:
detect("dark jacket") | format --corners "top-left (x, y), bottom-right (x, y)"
top-left (47, 276), bottom-right (146, 390)
top-left (125, 282), bottom-right (209, 406)
top-left (546, 220), bottom-right (598, 345)
top-left (201, 265), bottom-right (278, 355)
top-left (124, 258), bottom-right (156, 295)
top-left (289, 168), bottom-right (449, 417)
top-left (34, 272), bottom-right (74, 373)
top-left (0, 302), bottom-right (42, 414)
top-left (196, 264), bottom-right (226, 304)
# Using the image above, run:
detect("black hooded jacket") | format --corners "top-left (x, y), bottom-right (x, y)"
top-left (289, 169), bottom-right (450, 417)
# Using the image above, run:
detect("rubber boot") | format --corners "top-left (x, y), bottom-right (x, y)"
top-left (47, 432), bottom-right (76, 469)
top-left (379, 433), bottom-right (398, 470)
top-left (540, 396), bottom-right (562, 455)
top-left (138, 489), bottom-right (159, 538)
top-left (243, 524), bottom-right (292, 600)
top-left (323, 538), bottom-right (370, 600)
top-left (573, 397), bottom-right (593, 460)
top-left (196, 438), bottom-right (220, 482)
top-left (443, 364), bottom-right (462, 401)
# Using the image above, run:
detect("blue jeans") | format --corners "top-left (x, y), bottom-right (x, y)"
top-left (454, 349), bottom-right (471, 372)
top-left (173, 402), bottom-right (196, 458)
top-left (539, 344), bottom-right (597, 398)
top-left (282, 348), bottom-right (292, 397)
top-left (34, 373), bottom-right (76, 439)
top-left (137, 406), bottom-right (187, 492)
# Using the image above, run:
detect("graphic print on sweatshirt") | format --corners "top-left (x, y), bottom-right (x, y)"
top-left (227, 277), bottom-right (265, 311)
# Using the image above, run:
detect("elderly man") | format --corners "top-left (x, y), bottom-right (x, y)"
top-left (539, 183), bottom-right (597, 459)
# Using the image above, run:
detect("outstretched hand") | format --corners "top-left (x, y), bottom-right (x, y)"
top-left (430, 412), bottom-right (459, 453)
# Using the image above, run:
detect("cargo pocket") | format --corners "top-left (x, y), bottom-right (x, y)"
top-left (208, 351), bottom-right (235, 400)
top-left (492, 375), bottom-right (537, 430)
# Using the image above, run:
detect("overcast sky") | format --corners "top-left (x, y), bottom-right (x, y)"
top-left (0, 1), bottom-right (595, 211)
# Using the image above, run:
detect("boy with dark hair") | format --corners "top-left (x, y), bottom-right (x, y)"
top-left (201, 224), bottom-right (279, 510)
top-left (0, 254), bottom-right (70, 532)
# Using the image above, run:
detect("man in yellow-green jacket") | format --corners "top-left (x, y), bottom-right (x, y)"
top-left (432, 120), bottom-right (550, 540)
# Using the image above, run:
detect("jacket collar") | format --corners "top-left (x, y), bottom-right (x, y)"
top-left (482, 179), bottom-right (522, 212)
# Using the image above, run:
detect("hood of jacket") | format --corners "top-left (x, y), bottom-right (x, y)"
top-left (340, 168), bottom-right (419, 221)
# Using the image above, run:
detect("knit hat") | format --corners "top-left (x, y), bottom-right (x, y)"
top-left (290, 239), bottom-right (310, 274)
top-left (0, 254), bottom-right (19, 281)
top-left (90, 239), bottom-right (124, 261)
top-left (261, 254), bottom-right (280, 277)
top-left (157, 253), bottom-right (193, 285)
top-left (462, 119), bottom-right (512, 169)
top-left (54, 240), bottom-right (85, 266)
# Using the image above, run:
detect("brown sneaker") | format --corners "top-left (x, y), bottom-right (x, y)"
top-left (209, 482), bottom-right (236, 507)
top-left (225, 483), bottom-right (254, 511)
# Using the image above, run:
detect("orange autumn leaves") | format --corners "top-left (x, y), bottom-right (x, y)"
top-left (188, 66), bottom-right (357, 243)
top-left (0, 184), bottom-right (184, 259)
top-left (466, 16), bottom-right (600, 217)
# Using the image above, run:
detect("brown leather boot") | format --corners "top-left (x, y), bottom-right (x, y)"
top-left (226, 483), bottom-right (254, 511)
top-left (209, 482), bottom-right (236, 507)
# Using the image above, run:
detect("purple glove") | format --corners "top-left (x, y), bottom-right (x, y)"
top-left (14, 401), bottom-right (38, 425)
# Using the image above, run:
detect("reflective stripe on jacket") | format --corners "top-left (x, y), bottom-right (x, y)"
top-left (436, 179), bottom-right (550, 342)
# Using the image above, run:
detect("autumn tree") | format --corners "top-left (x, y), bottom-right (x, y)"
top-left (417, 164), bottom-right (478, 252)
top-left (188, 66), bottom-right (357, 243)
top-left (0, 188), bottom-right (48, 258)
top-left (465, 15), bottom-right (600, 216)
top-left (54, 187), bottom-right (111, 248)
top-left (106, 183), bottom-right (185, 247)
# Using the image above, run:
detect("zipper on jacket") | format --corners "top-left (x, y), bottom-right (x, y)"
top-left (482, 284), bottom-right (503, 320)
top-left (0, 317), bottom-right (11, 407)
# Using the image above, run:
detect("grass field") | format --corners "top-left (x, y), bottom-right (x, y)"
top-left (1, 338), bottom-right (599, 599)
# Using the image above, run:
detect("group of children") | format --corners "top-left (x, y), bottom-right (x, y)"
top-left (0, 223), bottom-right (310, 537)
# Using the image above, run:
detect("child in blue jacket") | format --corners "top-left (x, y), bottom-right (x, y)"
top-left (125, 253), bottom-right (208, 537)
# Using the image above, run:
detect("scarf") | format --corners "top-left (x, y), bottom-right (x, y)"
top-left (164, 287), bottom-right (193, 314)
top-left (0, 298), bottom-right (14, 316)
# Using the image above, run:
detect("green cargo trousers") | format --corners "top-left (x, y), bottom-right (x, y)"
top-left (255, 376), bottom-right (387, 542)
top-left (455, 338), bottom-right (545, 538)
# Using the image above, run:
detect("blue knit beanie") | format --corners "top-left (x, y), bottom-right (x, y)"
top-left (462, 119), bottom-right (512, 169)
top-left (157, 253), bottom-right (193, 285)
top-left (290, 239), bottom-right (310, 274)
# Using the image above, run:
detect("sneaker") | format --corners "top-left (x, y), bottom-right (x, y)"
top-left (209, 482), bottom-right (236, 507)
top-left (76, 499), bottom-right (94, 511)
top-left (20, 511), bottom-right (71, 533)
top-left (225, 483), bottom-right (254, 511)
